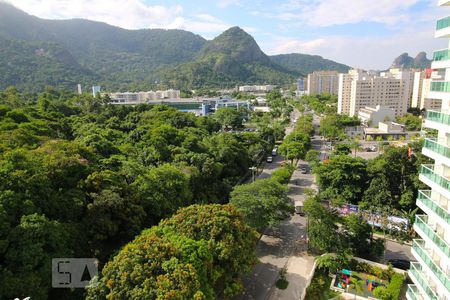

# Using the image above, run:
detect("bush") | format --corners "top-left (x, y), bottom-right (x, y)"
top-left (371, 272), bottom-right (404, 300)
top-left (276, 267), bottom-right (289, 289)
top-left (385, 273), bottom-right (404, 300)
top-left (271, 166), bottom-right (294, 184)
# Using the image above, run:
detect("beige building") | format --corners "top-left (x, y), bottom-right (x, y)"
top-left (338, 69), bottom-right (414, 117)
top-left (412, 71), bottom-right (426, 108)
top-left (411, 71), bottom-right (443, 110)
top-left (338, 69), bottom-right (366, 115)
top-left (307, 71), bottom-right (339, 95)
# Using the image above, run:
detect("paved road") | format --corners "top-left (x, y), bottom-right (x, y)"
top-left (236, 110), bottom-right (317, 300)
top-left (382, 239), bottom-right (414, 263)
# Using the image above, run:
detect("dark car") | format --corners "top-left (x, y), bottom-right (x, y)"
top-left (387, 259), bottom-right (410, 270)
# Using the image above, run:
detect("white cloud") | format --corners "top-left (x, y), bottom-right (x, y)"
top-left (5, 0), bottom-right (241, 36)
top-left (270, 0), bottom-right (423, 27)
top-left (217, 0), bottom-right (241, 8)
top-left (264, 29), bottom-right (446, 70)
top-left (7, 0), bottom-right (183, 29)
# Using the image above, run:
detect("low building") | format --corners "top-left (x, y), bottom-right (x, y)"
top-left (238, 85), bottom-right (274, 93)
top-left (363, 121), bottom-right (406, 140)
top-left (357, 105), bottom-right (396, 127)
top-left (106, 89), bottom-right (181, 104)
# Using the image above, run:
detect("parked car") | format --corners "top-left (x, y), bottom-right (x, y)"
top-left (266, 156), bottom-right (273, 163)
top-left (271, 148), bottom-right (278, 156)
top-left (387, 259), bottom-right (410, 270)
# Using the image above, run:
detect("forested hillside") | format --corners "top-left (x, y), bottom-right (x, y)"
top-left (0, 2), bottom-right (350, 91)
top-left (271, 53), bottom-right (351, 74)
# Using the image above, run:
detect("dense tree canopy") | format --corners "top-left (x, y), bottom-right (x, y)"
top-left (230, 178), bottom-right (293, 230)
top-left (0, 88), bottom-right (272, 300)
top-left (87, 204), bottom-right (258, 300)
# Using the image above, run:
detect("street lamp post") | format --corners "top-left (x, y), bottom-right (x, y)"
top-left (249, 166), bottom-right (257, 182)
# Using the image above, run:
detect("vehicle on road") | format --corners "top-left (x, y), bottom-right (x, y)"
top-left (271, 148), bottom-right (278, 156)
top-left (365, 146), bottom-right (377, 152)
top-left (266, 156), bottom-right (273, 163)
top-left (387, 259), bottom-right (410, 270)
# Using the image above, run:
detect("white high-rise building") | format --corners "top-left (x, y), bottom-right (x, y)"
top-left (406, 3), bottom-right (450, 300)
top-left (338, 69), bottom-right (413, 117)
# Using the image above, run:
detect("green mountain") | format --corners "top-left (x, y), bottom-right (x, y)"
top-left (0, 2), bottom-right (207, 91)
top-left (390, 52), bottom-right (431, 69)
top-left (270, 53), bottom-right (351, 74)
top-left (158, 27), bottom-right (296, 88)
top-left (0, 2), bottom-right (350, 91)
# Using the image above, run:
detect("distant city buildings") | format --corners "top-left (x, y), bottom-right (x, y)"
top-left (307, 71), bottom-right (339, 96)
top-left (337, 69), bottom-right (413, 117)
top-left (92, 85), bottom-right (101, 97)
top-left (238, 85), bottom-right (274, 93)
top-left (296, 78), bottom-right (307, 96)
top-left (106, 89), bottom-right (180, 104)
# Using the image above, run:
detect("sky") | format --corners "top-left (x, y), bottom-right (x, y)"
top-left (5, 0), bottom-right (450, 69)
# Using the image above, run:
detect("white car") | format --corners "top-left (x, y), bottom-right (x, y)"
top-left (266, 156), bottom-right (273, 163)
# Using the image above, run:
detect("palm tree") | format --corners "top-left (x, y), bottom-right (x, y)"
top-left (349, 138), bottom-right (362, 157)
top-left (401, 207), bottom-right (419, 238)
top-left (349, 277), bottom-right (366, 299)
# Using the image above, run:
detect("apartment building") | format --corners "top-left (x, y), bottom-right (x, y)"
top-left (338, 69), bottom-right (412, 117)
top-left (411, 69), bottom-right (443, 110)
top-left (412, 71), bottom-right (426, 108)
top-left (406, 3), bottom-right (450, 300)
top-left (338, 69), bottom-right (366, 115)
top-left (307, 71), bottom-right (339, 95)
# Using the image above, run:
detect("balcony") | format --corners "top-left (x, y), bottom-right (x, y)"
top-left (437, 17), bottom-right (450, 30)
top-left (417, 191), bottom-right (450, 225)
top-left (420, 164), bottom-right (450, 192)
top-left (436, 17), bottom-right (450, 38)
top-left (409, 262), bottom-right (439, 300)
top-left (422, 138), bottom-right (450, 165)
top-left (434, 49), bottom-right (450, 61)
top-left (412, 239), bottom-right (450, 291)
top-left (414, 215), bottom-right (450, 258)
top-left (439, 0), bottom-right (450, 5)
top-left (426, 110), bottom-right (450, 126)
top-left (433, 50), bottom-right (450, 69)
top-left (406, 285), bottom-right (422, 300)
top-left (430, 81), bottom-right (450, 92)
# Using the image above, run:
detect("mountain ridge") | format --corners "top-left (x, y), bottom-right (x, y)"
top-left (390, 52), bottom-right (431, 69)
top-left (0, 1), bottom-right (351, 92)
